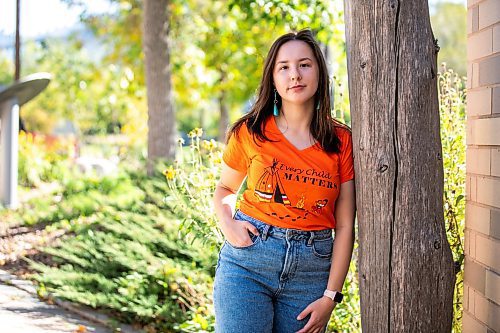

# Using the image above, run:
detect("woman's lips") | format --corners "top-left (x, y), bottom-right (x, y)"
top-left (289, 85), bottom-right (305, 91)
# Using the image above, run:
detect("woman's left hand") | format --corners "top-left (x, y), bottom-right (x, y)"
top-left (295, 297), bottom-right (336, 333)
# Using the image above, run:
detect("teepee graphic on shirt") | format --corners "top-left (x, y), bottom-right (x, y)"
top-left (254, 159), bottom-right (291, 205)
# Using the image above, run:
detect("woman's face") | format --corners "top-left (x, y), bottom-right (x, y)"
top-left (272, 40), bottom-right (319, 108)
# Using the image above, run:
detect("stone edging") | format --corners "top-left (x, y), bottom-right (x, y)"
top-left (0, 269), bottom-right (144, 333)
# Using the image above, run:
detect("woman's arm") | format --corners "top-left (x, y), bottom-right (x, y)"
top-left (213, 162), bottom-right (260, 247)
top-left (296, 179), bottom-right (356, 333)
top-left (327, 179), bottom-right (356, 292)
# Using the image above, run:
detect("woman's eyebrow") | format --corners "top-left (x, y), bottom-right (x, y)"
top-left (276, 57), bottom-right (312, 64)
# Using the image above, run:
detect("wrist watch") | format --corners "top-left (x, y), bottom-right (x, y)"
top-left (323, 289), bottom-right (344, 303)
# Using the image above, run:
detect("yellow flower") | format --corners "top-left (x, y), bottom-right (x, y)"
top-left (202, 139), bottom-right (217, 151)
top-left (188, 127), bottom-right (203, 138)
top-left (163, 166), bottom-right (176, 180)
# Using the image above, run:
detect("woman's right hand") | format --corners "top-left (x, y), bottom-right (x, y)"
top-left (221, 218), bottom-right (260, 248)
top-left (213, 162), bottom-right (256, 247)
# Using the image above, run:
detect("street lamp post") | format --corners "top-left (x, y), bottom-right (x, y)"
top-left (0, 73), bottom-right (51, 208)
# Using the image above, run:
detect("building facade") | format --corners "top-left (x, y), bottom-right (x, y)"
top-left (463, 0), bottom-right (500, 331)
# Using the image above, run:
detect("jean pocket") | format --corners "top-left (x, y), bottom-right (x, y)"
top-left (225, 231), bottom-right (261, 250)
top-left (312, 237), bottom-right (333, 259)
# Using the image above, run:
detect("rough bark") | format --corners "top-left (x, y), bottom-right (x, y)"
top-left (143, 0), bottom-right (175, 174)
top-left (343, 1), bottom-right (456, 332)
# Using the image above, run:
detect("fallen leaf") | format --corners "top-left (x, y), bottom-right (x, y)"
top-left (74, 325), bottom-right (87, 333)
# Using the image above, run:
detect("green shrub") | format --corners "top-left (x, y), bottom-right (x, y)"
top-left (18, 131), bottom-right (76, 187)
top-left (438, 65), bottom-right (466, 333)
top-left (163, 129), bottom-right (225, 250)
top-left (27, 170), bottom-right (216, 332)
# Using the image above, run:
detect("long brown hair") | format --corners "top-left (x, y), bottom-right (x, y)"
top-left (227, 29), bottom-right (342, 154)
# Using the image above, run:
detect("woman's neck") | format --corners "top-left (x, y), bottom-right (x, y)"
top-left (276, 100), bottom-right (314, 133)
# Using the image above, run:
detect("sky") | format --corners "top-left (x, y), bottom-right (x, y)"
top-left (0, 0), bottom-right (467, 39)
top-left (0, 0), bottom-right (114, 38)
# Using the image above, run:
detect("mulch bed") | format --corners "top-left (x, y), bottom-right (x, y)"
top-left (0, 222), bottom-right (65, 278)
top-left (0, 183), bottom-right (66, 278)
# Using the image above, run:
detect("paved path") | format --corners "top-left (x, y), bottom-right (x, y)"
top-left (0, 269), bottom-right (144, 333)
top-left (0, 282), bottom-right (112, 333)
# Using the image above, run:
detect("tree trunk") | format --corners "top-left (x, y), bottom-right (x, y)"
top-left (218, 90), bottom-right (229, 142)
top-left (143, 0), bottom-right (175, 175)
top-left (343, 1), bottom-right (455, 332)
top-left (15, 0), bottom-right (21, 81)
top-left (15, 0), bottom-right (26, 132)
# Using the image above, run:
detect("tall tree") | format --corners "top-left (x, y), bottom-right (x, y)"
top-left (15, 0), bottom-right (21, 80)
top-left (344, 1), bottom-right (455, 331)
top-left (143, 0), bottom-right (175, 173)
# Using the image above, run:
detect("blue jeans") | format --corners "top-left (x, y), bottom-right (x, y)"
top-left (213, 210), bottom-right (334, 333)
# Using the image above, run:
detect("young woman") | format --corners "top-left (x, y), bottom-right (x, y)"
top-left (213, 29), bottom-right (356, 333)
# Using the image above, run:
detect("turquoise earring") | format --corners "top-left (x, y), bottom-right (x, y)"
top-left (273, 89), bottom-right (279, 116)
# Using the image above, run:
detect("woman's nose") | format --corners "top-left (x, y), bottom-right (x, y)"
top-left (290, 66), bottom-right (301, 81)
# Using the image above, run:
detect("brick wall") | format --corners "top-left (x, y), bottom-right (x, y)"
top-left (464, 0), bottom-right (500, 331)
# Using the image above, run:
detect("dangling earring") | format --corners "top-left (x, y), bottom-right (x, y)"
top-left (316, 102), bottom-right (321, 111)
top-left (273, 89), bottom-right (279, 116)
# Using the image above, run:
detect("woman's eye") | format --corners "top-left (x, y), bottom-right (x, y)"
top-left (300, 63), bottom-right (311, 67)
top-left (279, 66), bottom-right (288, 70)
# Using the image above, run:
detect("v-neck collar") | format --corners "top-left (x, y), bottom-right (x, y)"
top-left (269, 116), bottom-right (319, 152)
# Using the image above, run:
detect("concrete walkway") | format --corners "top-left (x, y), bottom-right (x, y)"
top-left (0, 281), bottom-right (111, 333)
top-left (0, 269), bottom-right (142, 333)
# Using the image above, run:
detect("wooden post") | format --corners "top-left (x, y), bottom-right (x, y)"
top-left (343, 1), bottom-right (456, 331)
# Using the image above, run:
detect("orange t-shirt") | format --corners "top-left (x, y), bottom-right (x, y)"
top-left (223, 116), bottom-right (354, 230)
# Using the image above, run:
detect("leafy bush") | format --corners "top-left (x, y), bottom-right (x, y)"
top-left (163, 129), bottom-right (225, 250)
top-left (25, 170), bottom-right (217, 332)
top-left (10, 172), bottom-right (144, 227)
top-left (32, 215), bottom-right (213, 331)
top-left (438, 65), bottom-right (466, 333)
top-left (18, 131), bottom-right (76, 188)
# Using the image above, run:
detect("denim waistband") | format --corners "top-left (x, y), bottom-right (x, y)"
top-left (234, 210), bottom-right (333, 244)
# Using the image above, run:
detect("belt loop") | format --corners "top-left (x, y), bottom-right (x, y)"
top-left (262, 224), bottom-right (270, 241)
top-left (307, 232), bottom-right (315, 246)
